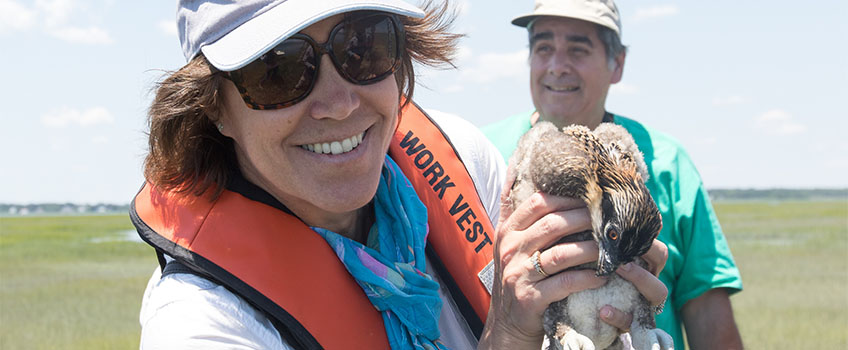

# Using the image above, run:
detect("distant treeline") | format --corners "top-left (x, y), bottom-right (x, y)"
top-left (708, 188), bottom-right (847, 201)
top-left (2, 189), bottom-right (846, 215)
top-left (1, 203), bottom-right (131, 216)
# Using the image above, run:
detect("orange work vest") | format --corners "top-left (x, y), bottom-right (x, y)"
top-left (131, 102), bottom-right (495, 350)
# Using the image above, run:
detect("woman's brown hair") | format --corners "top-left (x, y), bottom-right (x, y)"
top-left (144, 0), bottom-right (462, 199)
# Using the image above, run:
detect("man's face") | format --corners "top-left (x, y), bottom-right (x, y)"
top-left (529, 16), bottom-right (624, 129)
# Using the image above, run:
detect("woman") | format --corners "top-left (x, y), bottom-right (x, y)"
top-left (133, 0), bottom-right (669, 349)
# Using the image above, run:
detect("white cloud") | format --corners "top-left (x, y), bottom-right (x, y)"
top-left (712, 95), bottom-right (745, 106)
top-left (3, 0), bottom-right (114, 45)
top-left (454, 45), bottom-right (473, 62)
top-left (41, 107), bottom-right (115, 128)
top-left (633, 5), bottom-right (679, 22)
top-left (756, 109), bottom-right (791, 122)
top-left (755, 109), bottom-right (807, 135)
top-left (48, 25), bottom-right (113, 44)
top-left (36, 0), bottom-right (76, 28)
top-left (456, 48), bottom-right (528, 85)
top-left (610, 82), bottom-right (638, 95)
top-left (0, 0), bottom-right (36, 33)
top-left (157, 20), bottom-right (178, 36)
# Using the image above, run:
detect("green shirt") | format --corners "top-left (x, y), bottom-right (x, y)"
top-left (482, 111), bottom-right (743, 350)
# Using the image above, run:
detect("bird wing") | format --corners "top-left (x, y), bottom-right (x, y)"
top-left (507, 121), bottom-right (560, 207)
top-left (593, 123), bottom-right (649, 182)
top-left (529, 124), bottom-right (600, 202)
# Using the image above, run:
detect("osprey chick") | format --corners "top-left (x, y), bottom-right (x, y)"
top-left (509, 121), bottom-right (673, 350)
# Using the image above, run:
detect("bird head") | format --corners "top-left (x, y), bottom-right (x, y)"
top-left (593, 174), bottom-right (662, 276)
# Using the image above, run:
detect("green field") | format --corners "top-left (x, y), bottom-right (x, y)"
top-left (1, 200), bottom-right (846, 349)
top-left (0, 215), bottom-right (153, 349)
top-left (714, 200), bottom-right (848, 349)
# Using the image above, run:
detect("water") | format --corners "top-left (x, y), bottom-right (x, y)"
top-left (90, 230), bottom-right (144, 244)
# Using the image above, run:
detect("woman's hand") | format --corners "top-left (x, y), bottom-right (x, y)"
top-left (480, 189), bottom-right (608, 349)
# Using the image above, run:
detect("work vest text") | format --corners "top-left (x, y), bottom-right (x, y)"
top-left (398, 131), bottom-right (493, 253)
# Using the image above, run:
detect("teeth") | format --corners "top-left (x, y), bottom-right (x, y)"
top-left (301, 131), bottom-right (365, 155)
top-left (549, 85), bottom-right (578, 92)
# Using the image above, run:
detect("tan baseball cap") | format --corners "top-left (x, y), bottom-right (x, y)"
top-left (511, 0), bottom-right (621, 37)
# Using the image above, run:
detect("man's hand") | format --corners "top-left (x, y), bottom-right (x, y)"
top-left (599, 243), bottom-right (669, 332)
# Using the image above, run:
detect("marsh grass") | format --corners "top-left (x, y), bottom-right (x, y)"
top-left (0, 200), bottom-right (846, 349)
top-left (0, 215), bottom-right (153, 349)
top-left (714, 200), bottom-right (848, 349)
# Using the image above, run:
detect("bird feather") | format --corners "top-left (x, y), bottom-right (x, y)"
top-left (507, 121), bottom-right (672, 350)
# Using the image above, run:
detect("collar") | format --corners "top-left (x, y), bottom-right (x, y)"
top-left (530, 111), bottom-right (616, 126)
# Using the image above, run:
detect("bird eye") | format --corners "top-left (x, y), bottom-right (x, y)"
top-left (608, 229), bottom-right (619, 240)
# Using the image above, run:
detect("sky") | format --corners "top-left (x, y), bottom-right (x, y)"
top-left (1, 0), bottom-right (846, 204)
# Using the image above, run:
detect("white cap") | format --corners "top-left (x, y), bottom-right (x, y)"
top-left (178, 0), bottom-right (425, 71)
top-left (512, 0), bottom-right (621, 37)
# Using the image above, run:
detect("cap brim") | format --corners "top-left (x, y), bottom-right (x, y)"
top-left (511, 14), bottom-right (537, 28)
top-left (511, 12), bottom-right (619, 36)
top-left (202, 0), bottom-right (424, 71)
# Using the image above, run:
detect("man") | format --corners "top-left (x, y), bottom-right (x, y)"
top-left (482, 0), bottom-right (744, 349)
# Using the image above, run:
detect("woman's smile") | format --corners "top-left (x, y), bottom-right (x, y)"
top-left (299, 129), bottom-right (366, 155)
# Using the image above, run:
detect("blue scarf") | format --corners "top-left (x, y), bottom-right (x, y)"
top-left (313, 156), bottom-right (449, 350)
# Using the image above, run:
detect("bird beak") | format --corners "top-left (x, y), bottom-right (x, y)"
top-left (596, 246), bottom-right (619, 277)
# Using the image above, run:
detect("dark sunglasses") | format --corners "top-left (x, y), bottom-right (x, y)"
top-left (222, 12), bottom-right (404, 110)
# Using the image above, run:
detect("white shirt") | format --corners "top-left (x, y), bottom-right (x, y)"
top-left (139, 110), bottom-right (506, 350)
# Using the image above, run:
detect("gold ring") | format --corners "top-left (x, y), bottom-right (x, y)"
top-left (530, 251), bottom-right (550, 277)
